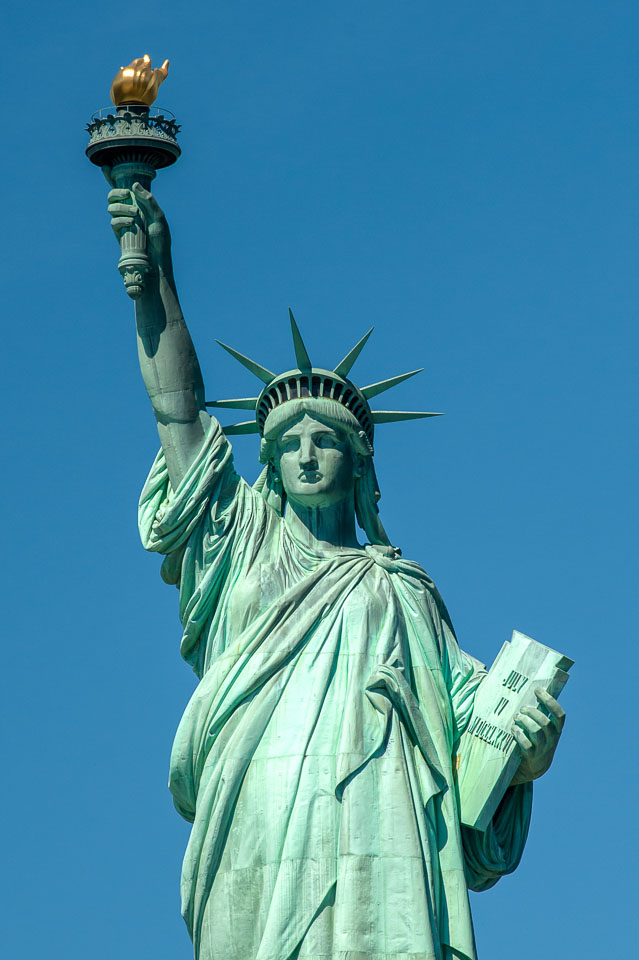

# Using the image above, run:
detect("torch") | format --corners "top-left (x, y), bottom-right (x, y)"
top-left (86, 56), bottom-right (181, 299)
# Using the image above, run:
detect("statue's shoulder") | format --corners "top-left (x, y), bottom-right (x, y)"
top-left (364, 544), bottom-right (436, 588)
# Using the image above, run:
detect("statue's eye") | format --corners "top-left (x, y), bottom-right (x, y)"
top-left (279, 437), bottom-right (299, 453)
top-left (315, 434), bottom-right (338, 448)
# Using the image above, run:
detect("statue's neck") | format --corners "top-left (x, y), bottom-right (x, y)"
top-left (284, 495), bottom-right (360, 551)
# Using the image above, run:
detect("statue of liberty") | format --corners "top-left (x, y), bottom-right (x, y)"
top-left (106, 179), bottom-right (566, 960)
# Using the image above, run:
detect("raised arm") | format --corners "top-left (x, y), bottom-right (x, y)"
top-left (107, 179), bottom-right (208, 489)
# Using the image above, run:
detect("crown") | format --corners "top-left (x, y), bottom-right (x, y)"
top-left (206, 310), bottom-right (442, 442)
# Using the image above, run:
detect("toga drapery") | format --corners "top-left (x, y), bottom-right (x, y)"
top-left (139, 416), bottom-right (532, 960)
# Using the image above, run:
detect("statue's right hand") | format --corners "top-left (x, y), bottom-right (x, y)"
top-left (107, 182), bottom-right (172, 270)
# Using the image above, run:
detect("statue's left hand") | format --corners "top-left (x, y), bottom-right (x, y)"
top-left (510, 688), bottom-right (566, 784)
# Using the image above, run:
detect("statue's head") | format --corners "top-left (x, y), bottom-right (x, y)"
top-left (208, 311), bottom-right (441, 545)
top-left (269, 413), bottom-right (363, 508)
top-left (259, 398), bottom-right (389, 543)
top-left (259, 397), bottom-right (367, 500)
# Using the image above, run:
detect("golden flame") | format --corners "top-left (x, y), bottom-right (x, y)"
top-left (110, 55), bottom-right (169, 107)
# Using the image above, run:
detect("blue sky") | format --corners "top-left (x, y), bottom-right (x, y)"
top-left (3, 1), bottom-right (637, 956)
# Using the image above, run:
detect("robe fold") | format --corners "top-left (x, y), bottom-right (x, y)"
top-left (139, 416), bottom-right (532, 960)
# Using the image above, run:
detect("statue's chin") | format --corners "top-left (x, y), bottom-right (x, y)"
top-left (285, 487), bottom-right (351, 511)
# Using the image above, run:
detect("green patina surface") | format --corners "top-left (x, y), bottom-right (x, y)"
top-left (94, 138), bottom-right (567, 958)
top-left (139, 414), bottom-right (533, 960)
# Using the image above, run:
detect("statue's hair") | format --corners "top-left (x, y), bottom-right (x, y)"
top-left (260, 398), bottom-right (373, 459)
top-left (254, 397), bottom-right (392, 547)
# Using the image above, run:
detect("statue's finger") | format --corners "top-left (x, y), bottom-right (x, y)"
top-left (511, 725), bottom-right (533, 752)
top-left (107, 188), bottom-right (132, 202)
top-left (111, 215), bottom-right (135, 229)
top-left (111, 216), bottom-right (135, 235)
top-left (536, 688), bottom-right (566, 731)
top-left (108, 201), bottom-right (139, 218)
top-left (513, 713), bottom-right (545, 745)
top-left (131, 182), bottom-right (161, 217)
top-left (535, 687), bottom-right (560, 709)
top-left (520, 706), bottom-right (551, 728)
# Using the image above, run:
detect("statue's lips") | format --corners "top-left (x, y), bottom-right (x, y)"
top-left (298, 471), bottom-right (322, 482)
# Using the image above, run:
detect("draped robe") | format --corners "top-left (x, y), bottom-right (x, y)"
top-left (139, 417), bottom-right (532, 960)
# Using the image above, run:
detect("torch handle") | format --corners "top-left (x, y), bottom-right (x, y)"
top-left (111, 162), bottom-right (157, 300)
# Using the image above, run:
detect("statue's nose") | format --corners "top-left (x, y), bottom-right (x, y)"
top-left (299, 439), bottom-right (318, 467)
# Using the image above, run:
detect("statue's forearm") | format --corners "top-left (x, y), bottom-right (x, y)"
top-left (135, 266), bottom-right (209, 489)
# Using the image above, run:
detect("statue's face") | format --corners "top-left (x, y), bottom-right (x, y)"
top-left (276, 414), bottom-right (360, 508)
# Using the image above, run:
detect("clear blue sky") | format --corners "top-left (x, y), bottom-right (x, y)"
top-left (3, 1), bottom-right (636, 956)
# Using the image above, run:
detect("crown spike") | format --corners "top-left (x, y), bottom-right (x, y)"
top-left (334, 327), bottom-right (374, 378)
top-left (216, 341), bottom-right (275, 385)
top-left (361, 368), bottom-right (424, 400)
top-left (221, 421), bottom-right (261, 435)
top-left (371, 411), bottom-right (443, 424)
top-left (289, 309), bottom-right (312, 370)
top-left (206, 397), bottom-right (259, 410)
